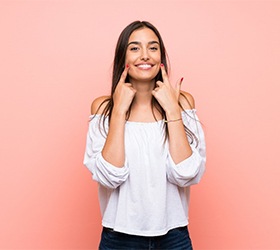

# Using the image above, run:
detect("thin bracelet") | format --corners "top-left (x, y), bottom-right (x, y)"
top-left (164, 118), bottom-right (182, 123)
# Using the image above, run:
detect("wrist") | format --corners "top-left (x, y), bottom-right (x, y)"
top-left (165, 106), bottom-right (181, 120)
top-left (112, 108), bottom-right (127, 120)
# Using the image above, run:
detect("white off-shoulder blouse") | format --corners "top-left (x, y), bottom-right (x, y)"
top-left (83, 109), bottom-right (206, 237)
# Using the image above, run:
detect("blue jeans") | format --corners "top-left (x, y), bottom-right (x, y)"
top-left (99, 226), bottom-right (193, 250)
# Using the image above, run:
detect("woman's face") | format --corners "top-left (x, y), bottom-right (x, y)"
top-left (125, 27), bottom-right (161, 83)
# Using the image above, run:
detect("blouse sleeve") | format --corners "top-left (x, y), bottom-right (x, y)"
top-left (166, 109), bottom-right (206, 187)
top-left (83, 115), bottom-right (129, 189)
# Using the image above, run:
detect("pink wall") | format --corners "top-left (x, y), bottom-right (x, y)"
top-left (1, 1), bottom-right (280, 249)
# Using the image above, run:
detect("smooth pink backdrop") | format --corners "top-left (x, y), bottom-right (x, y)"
top-left (1, 1), bottom-right (280, 249)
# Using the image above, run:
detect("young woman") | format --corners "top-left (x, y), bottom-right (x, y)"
top-left (83, 20), bottom-right (206, 249)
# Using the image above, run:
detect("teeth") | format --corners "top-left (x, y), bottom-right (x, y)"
top-left (137, 64), bottom-right (152, 69)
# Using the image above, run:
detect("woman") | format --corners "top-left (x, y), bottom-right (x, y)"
top-left (83, 20), bottom-right (206, 249)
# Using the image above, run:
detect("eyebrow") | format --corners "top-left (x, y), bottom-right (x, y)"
top-left (127, 41), bottom-right (160, 46)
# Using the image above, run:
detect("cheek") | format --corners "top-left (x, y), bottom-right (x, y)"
top-left (152, 53), bottom-right (161, 63)
top-left (155, 66), bottom-right (160, 74)
top-left (152, 66), bottom-right (161, 79)
top-left (125, 52), bottom-right (137, 63)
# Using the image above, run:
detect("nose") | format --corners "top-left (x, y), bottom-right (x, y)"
top-left (140, 48), bottom-right (149, 61)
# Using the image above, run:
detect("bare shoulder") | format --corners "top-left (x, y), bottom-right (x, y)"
top-left (179, 91), bottom-right (195, 110)
top-left (90, 95), bottom-right (110, 115)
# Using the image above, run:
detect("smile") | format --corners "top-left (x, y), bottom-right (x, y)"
top-left (136, 64), bottom-right (153, 69)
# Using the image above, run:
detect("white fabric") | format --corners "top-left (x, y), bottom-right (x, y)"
top-left (83, 109), bottom-right (206, 236)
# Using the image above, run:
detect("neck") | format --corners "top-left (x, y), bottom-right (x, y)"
top-left (131, 79), bottom-right (155, 106)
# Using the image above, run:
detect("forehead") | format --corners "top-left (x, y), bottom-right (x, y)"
top-left (128, 27), bottom-right (159, 43)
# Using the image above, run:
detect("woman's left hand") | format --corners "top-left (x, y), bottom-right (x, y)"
top-left (152, 64), bottom-right (183, 115)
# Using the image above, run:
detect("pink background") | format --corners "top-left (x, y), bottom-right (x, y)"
top-left (1, 1), bottom-right (280, 249)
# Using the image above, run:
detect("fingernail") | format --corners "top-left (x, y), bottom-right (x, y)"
top-left (126, 64), bottom-right (129, 68)
top-left (160, 63), bottom-right (164, 67)
top-left (180, 77), bottom-right (184, 83)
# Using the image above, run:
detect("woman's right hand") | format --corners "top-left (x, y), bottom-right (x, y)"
top-left (113, 65), bottom-right (136, 115)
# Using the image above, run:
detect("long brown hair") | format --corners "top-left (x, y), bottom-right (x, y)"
top-left (95, 20), bottom-right (197, 145)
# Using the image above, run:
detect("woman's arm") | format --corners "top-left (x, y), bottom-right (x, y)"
top-left (152, 65), bottom-right (205, 187)
top-left (96, 66), bottom-right (136, 168)
top-left (166, 107), bottom-right (206, 187)
top-left (165, 92), bottom-right (195, 164)
top-left (91, 96), bottom-right (127, 168)
top-left (152, 64), bottom-right (193, 164)
top-left (100, 110), bottom-right (127, 167)
top-left (83, 98), bottom-right (130, 188)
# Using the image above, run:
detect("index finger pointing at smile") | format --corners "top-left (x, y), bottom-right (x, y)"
top-left (120, 64), bottom-right (130, 83)
top-left (160, 63), bottom-right (169, 84)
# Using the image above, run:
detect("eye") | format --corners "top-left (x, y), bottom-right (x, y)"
top-left (130, 47), bottom-right (140, 51)
top-left (150, 47), bottom-right (158, 51)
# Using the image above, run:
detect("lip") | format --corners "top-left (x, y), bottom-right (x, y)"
top-left (135, 63), bottom-right (155, 70)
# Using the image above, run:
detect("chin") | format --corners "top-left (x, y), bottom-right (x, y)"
top-left (130, 74), bottom-right (157, 82)
top-left (129, 70), bottom-right (159, 82)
